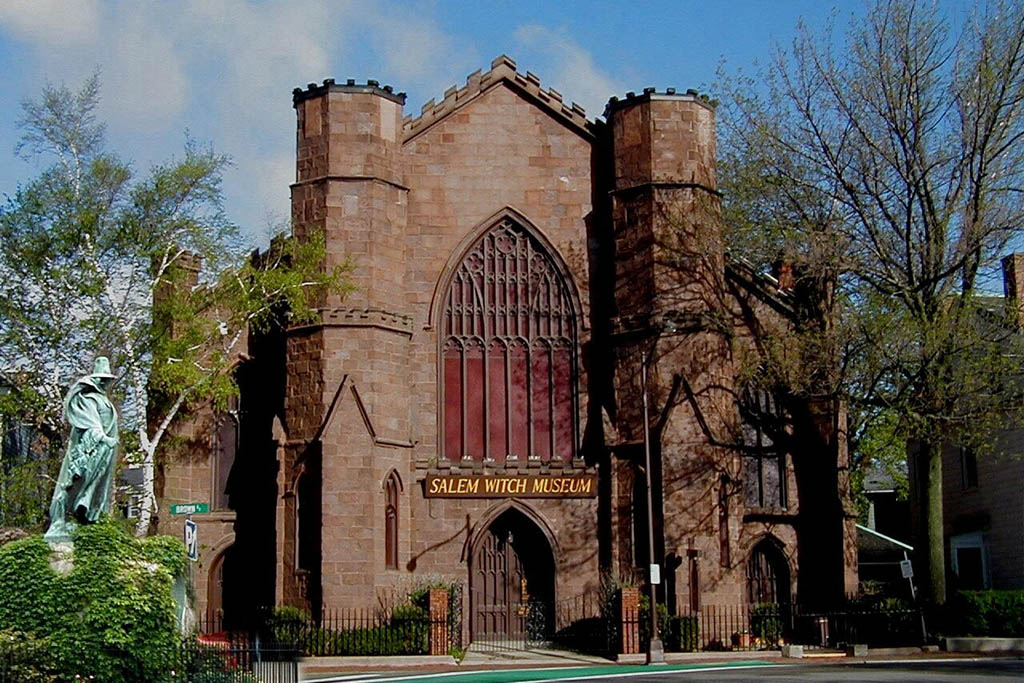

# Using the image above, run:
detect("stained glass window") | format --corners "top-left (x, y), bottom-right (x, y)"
top-left (441, 219), bottom-right (578, 462)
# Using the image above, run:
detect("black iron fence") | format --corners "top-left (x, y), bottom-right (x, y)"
top-left (636, 602), bottom-right (925, 653)
top-left (177, 638), bottom-right (298, 683)
top-left (469, 592), bottom-right (614, 655)
top-left (185, 596), bottom-right (922, 662)
top-left (552, 592), bottom-right (614, 655)
top-left (195, 598), bottom-right (461, 659)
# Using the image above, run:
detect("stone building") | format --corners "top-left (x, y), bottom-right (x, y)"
top-left (157, 56), bottom-right (858, 637)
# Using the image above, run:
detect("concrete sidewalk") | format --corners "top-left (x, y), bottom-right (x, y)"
top-left (299, 645), bottom-right (610, 679)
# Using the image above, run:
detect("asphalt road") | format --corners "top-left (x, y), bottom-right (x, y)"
top-left (309, 658), bottom-right (1024, 683)
top-left (613, 659), bottom-right (1024, 682)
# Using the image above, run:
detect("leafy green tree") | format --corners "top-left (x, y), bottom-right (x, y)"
top-left (0, 75), bottom-right (350, 535)
top-left (718, 0), bottom-right (1024, 603)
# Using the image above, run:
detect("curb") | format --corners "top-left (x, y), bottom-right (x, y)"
top-left (944, 637), bottom-right (1024, 653)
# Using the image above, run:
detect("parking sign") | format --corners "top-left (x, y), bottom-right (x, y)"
top-left (184, 518), bottom-right (198, 562)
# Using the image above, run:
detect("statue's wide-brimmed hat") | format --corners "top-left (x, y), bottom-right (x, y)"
top-left (91, 356), bottom-right (116, 378)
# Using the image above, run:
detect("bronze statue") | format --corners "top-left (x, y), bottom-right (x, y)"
top-left (44, 357), bottom-right (119, 544)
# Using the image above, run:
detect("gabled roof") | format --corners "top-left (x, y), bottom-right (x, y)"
top-left (402, 55), bottom-right (602, 143)
top-left (857, 523), bottom-right (913, 552)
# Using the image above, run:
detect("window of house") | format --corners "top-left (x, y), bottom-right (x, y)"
top-left (441, 218), bottom-right (578, 462)
top-left (384, 473), bottom-right (399, 570)
top-left (740, 390), bottom-right (787, 509)
top-left (960, 446), bottom-right (979, 490)
top-left (950, 532), bottom-right (989, 589)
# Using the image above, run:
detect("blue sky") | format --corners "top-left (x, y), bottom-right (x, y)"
top-left (0, 0), bottom-right (971, 246)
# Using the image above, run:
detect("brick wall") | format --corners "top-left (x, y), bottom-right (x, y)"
top-left (942, 433), bottom-right (1024, 589)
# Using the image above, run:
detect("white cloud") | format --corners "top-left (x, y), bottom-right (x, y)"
top-left (0, 0), bottom-right (102, 46)
top-left (0, 1), bottom-right (189, 127)
top-left (0, 0), bottom-right (474, 242)
top-left (352, 2), bottom-right (477, 99)
top-left (514, 24), bottom-right (623, 120)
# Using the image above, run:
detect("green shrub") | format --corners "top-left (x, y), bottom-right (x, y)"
top-left (662, 615), bottom-right (699, 652)
top-left (947, 590), bottom-right (1024, 637)
top-left (266, 604), bottom-right (429, 656)
top-left (636, 599), bottom-right (700, 652)
top-left (750, 603), bottom-right (783, 643)
top-left (0, 518), bottom-right (187, 682)
top-left (330, 621), bottom-right (428, 655)
top-left (0, 629), bottom-right (56, 682)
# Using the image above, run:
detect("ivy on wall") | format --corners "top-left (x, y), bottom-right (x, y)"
top-left (0, 519), bottom-right (187, 682)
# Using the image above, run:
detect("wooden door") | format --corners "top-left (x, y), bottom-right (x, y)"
top-left (207, 550), bottom-right (225, 627)
top-left (472, 526), bottom-right (527, 638)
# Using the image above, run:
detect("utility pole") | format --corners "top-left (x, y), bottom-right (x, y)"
top-left (641, 347), bottom-right (665, 664)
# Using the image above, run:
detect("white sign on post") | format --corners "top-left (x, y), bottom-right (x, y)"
top-left (184, 518), bottom-right (198, 562)
top-left (650, 563), bottom-right (661, 585)
top-left (900, 559), bottom-right (913, 579)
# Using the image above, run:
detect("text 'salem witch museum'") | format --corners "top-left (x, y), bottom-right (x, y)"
top-left (158, 56), bottom-right (858, 640)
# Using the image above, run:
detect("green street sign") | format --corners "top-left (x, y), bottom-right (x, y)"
top-left (170, 503), bottom-right (209, 515)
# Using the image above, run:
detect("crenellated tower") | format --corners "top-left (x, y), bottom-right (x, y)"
top-left (605, 89), bottom-right (741, 604)
top-left (284, 79), bottom-right (414, 611)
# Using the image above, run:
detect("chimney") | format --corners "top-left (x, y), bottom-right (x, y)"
top-left (773, 260), bottom-right (795, 292)
top-left (1002, 253), bottom-right (1024, 326)
top-left (178, 251), bottom-right (203, 290)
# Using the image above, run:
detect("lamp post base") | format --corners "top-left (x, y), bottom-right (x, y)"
top-left (647, 637), bottom-right (665, 664)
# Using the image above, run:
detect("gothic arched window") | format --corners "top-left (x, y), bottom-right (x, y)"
top-left (441, 218), bottom-right (578, 462)
top-left (211, 401), bottom-right (239, 511)
top-left (384, 472), bottom-right (400, 569)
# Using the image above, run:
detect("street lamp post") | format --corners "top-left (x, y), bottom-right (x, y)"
top-left (641, 347), bottom-right (665, 664)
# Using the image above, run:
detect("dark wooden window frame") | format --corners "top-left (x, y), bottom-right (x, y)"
top-left (740, 390), bottom-right (787, 510)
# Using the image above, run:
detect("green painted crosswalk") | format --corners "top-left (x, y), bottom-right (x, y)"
top-left (307, 660), bottom-right (780, 683)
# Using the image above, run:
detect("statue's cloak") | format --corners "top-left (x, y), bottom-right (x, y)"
top-left (56, 376), bottom-right (119, 523)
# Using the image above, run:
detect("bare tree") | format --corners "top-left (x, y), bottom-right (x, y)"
top-left (718, 0), bottom-right (1024, 603)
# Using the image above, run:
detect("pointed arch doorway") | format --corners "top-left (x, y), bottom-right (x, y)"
top-left (470, 508), bottom-right (555, 644)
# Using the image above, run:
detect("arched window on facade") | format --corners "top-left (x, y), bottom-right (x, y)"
top-left (384, 472), bottom-right (400, 570)
top-left (441, 218), bottom-right (578, 462)
top-left (739, 389), bottom-right (787, 509)
top-left (746, 538), bottom-right (791, 604)
top-left (211, 396), bottom-right (240, 511)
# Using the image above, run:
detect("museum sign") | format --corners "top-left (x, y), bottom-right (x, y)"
top-left (423, 473), bottom-right (598, 498)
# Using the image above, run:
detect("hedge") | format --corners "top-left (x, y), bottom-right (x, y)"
top-left (0, 519), bottom-right (187, 682)
top-left (946, 590), bottom-right (1024, 637)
